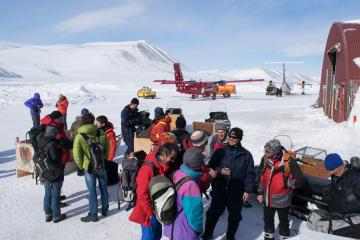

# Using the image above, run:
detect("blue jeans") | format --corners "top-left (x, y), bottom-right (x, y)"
top-left (84, 169), bottom-right (109, 220)
top-left (141, 216), bottom-right (162, 240)
top-left (31, 114), bottom-right (40, 127)
top-left (43, 180), bottom-right (63, 219)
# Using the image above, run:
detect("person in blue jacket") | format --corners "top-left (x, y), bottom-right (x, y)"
top-left (121, 98), bottom-right (140, 156)
top-left (24, 92), bottom-right (44, 127)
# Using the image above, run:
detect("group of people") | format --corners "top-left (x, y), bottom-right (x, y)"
top-left (25, 94), bottom-right (360, 240)
top-left (24, 93), bottom-right (118, 223)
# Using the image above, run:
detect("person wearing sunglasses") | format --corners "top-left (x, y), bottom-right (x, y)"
top-left (203, 127), bottom-right (255, 240)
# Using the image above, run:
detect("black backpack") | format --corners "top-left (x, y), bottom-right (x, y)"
top-left (27, 125), bottom-right (46, 150)
top-left (118, 158), bottom-right (157, 211)
top-left (80, 130), bottom-right (105, 173)
top-left (33, 137), bottom-right (60, 184)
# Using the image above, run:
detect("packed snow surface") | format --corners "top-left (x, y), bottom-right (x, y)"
top-left (0, 41), bottom-right (356, 240)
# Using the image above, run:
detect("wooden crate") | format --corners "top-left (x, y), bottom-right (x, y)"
top-left (192, 122), bottom-right (215, 135)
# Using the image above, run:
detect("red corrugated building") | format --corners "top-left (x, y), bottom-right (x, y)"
top-left (319, 21), bottom-right (360, 123)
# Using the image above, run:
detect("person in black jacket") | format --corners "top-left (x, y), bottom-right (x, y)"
top-left (37, 126), bottom-right (66, 223)
top-left (203, 127), bottom-right (255, 240)
top-left (323, 153), bottom-right (360, 214)
top-left (121, 98), bottom-right (140, 155)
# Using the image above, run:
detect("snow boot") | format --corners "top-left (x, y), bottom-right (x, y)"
top-left (264, 232), bottom-right (275, 240)
top-left (45, 215), bottom-right (53, 222)
top-left (202, 218), bottom-right (217, 240)
top-left (279, 235), bottom-right (290, 240)
top-left (226, 219), bottom-right (239, 240)
top-left (81, 214), bottom-right (98, 223)
top-left (53, 214), bottom-right (66, 223)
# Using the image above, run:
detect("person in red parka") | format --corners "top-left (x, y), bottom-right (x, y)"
top-left (95, 115), bottom-right (117, 161)
top-left (40, 111), bottom-right (72, 166)
top-left (129, 143), bottom-right (178, 240)
top-left (55, 94), bottom-right (69, 131)
top-left (257, 139), bottom-right (302, 240)
top-left (150, 107), bottom-right (172, 145)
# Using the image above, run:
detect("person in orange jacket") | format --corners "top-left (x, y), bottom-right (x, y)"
top-left (55, 94), bottom-right (69, 131)
top-left (95, 115), bottom-right (117, 161)
top-left (150, 107), bottom-right (172, 145)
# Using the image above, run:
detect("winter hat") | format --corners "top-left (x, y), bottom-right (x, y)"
top-left (45, 126), bottom-right (58, 137)
top-left (49, 110), bottom-right (62, 120)
top-left (183, 148), bottom-right (204, 172)
top-left (228, 127), bottom-right (243, 141)
top-left (96, 115), bottom-right (108, 124)
top-left (81, 108), bottom-right (89, 116)
top-left (216, 122), bottom-right (229, 132)
top-left (154, 107), bottom-right (165, 119)
top-left (131, 98), bottom-right (139, 105)
top-left (33, 92), bottom-right (40, 99)
top-left (325, 153), bottom-right (344, 171)
top-left (190, 130), bottom-right (208, 147)
top-left (264, 139), bottom-right (282, 156)
top-left (175, 116), bottom-right (186, 129)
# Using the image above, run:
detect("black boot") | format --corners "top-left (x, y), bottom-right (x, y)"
top-left (202, 218), bottom-right (217, 240)
top-left (264, 232), bottom-right (275, 240)
top-left (226, 220), bottom-right (239, 240)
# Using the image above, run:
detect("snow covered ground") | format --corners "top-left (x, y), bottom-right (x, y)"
top-left (0, 41), bottom-right (358, 239)
top-left (1, 87), bottom-right (358, 240)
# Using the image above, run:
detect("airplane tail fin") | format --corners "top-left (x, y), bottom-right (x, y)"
top-left (174, 63), bottom-right (184, 91)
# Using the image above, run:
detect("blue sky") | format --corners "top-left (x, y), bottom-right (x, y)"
top-left (0, 0), bottom-right (359, 76)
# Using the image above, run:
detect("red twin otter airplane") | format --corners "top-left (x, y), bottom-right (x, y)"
top-left (153, 63), bottom-right (264, 100)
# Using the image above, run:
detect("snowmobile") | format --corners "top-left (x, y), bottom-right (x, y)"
top-left (205, 102), bottom-right (231, 131)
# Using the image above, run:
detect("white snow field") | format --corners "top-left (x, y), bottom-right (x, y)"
top-left (0, 41), bottom-right (358, 240)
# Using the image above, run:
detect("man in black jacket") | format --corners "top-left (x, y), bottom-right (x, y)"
top-left (323, 153), bottom-right (360, 214)
top-left (37, 126), bottom-right (66, 223)
top-left (121, 98), bottom-right (139, 155)
top-left (203, 127), bottom-right (255, 240)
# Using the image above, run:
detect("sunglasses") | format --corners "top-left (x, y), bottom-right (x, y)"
top-left (228, 135), bottom-right (238, 139)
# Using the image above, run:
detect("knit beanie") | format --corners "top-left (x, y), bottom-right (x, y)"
top-left (264, 139), bottom-right (282, 156)
top-left (175, 116), bottom-right (186, 129)
top-left (325, 153), bottom-right (344, 171)
top-left (81, 108), bottom-right (89, 116)
top-left (228, 127), bottom-right (243, 141)
top-left (154, 107), bottom-right (165, 119)
top-left (49, 111), bottom-right (62, 120)
top-left (215, 122), bottom-right (229, 131)
top-left (183, 148), bottom-right (204, 172)
top-left (190, 130), bottom-right (208, 147)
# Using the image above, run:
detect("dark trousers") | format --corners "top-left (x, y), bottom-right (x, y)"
top-left (263, 207), bottom-right (290, 236)
top-left (61, 115), bottom-right (67, 131)
top-left (206, 188), bottom-right (243, 238)
top-left (123, 131), bottom-right (134, 154)
top-left (43, 180), bottom-right (63, 219)
top-left (31, 114), bottom-right (40, 127)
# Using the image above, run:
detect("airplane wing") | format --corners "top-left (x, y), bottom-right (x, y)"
top-left (153, 80), bottom-right (177, 84)
top-left (219, 79), bottom-right (265, 83)
top-left (153, 80), bottom-right (199, 84)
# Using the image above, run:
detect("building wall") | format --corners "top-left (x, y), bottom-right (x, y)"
top-left (319, 22), bottom-right (360, 123)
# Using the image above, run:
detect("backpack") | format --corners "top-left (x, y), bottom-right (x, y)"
top-left (118, 158), bottom-right (157, 210)
top-left (105, 160), bottom-right (119, 185)
top-left (80, 130), bottom-right (104, 173)
top-left (27, 125), bottom-right (46, 150)
top-left (33, 137), bottom-right (59, 184)
top-left (149, 175), bottom-right (192, 225)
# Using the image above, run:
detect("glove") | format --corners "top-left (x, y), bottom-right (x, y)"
top-left (77, 168), bottom-right (84, 176)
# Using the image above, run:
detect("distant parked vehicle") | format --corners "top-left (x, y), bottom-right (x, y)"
top-left (137, 86), bottom-right (156, 99)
